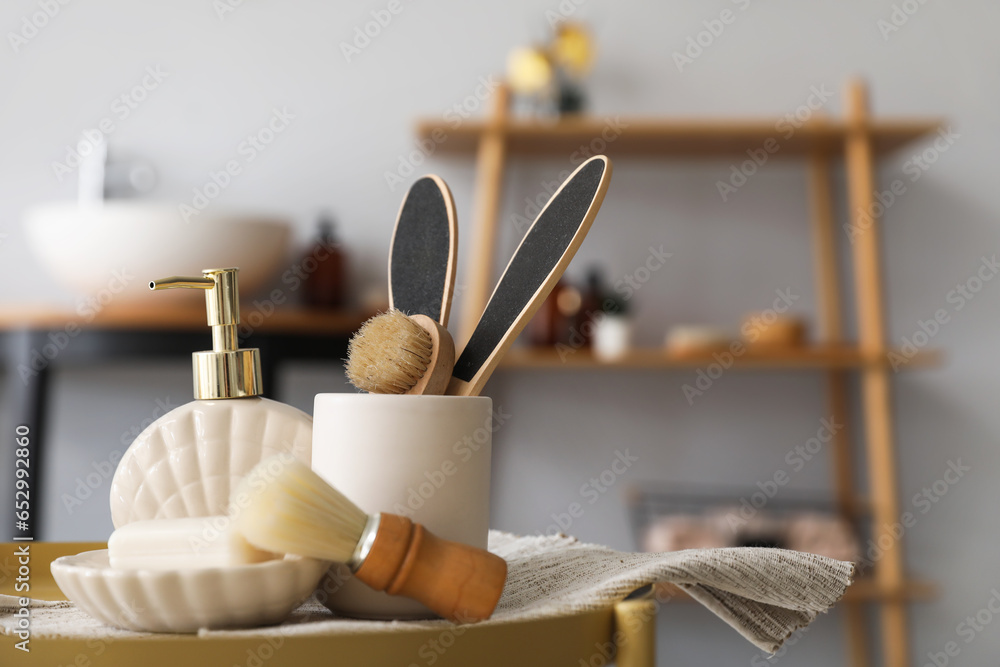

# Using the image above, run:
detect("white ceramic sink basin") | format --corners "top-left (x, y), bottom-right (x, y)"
top-left (23, 203), bottom-right (292, 303)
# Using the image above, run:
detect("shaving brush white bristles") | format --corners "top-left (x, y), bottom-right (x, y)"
top-left (234, 457), bottom-right (367, 563)
top-left (345, 310), bottom-right (456, 395)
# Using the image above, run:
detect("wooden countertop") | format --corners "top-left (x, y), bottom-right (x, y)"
top-left (0, 304), bottom-right (377, 335)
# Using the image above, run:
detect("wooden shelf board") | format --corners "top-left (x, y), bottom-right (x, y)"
top-left (499, 345), bottom-right (941, 371)
top-left (416, 117), bottom-right (943, 158)
top-left (654, 577), bottom-right (936, 604)
top-left (0, 304), bottom-right (378, 336)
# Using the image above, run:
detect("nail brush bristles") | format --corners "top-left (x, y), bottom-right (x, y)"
top-left (234, 458), bottom-right (368, 563)
top-left (345, 309), bottom-right (433, 393)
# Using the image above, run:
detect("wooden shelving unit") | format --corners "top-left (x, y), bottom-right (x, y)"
top-left (501, 345), bottom-right (940, 370)
top-left (418, 79), bottom-right (941, 667)
top-left (416, 117), bottom-right (941, 158)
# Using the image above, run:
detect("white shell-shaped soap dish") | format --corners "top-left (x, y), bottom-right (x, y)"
top-left (51, 549), bottom-right (329, 633)
top-left (51, 398), bottom-right (324, 633)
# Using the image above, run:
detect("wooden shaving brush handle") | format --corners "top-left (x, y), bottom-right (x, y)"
top-left (353, 513), bottom-right (507, 622)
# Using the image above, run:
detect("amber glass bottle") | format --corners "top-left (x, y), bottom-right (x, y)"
top-left (303, 214), bottom-right (347, 308)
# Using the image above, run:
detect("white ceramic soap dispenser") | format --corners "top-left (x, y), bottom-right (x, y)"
top-left (109, 268), bottom-right (313, 527)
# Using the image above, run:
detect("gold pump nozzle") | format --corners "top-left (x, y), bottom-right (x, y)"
top-left (150, 268), bottom-right (262, 400)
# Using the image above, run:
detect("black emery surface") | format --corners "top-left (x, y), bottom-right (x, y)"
top-left (453, 159), bottom-right (605, 381)
top-left (391, 177), bottom-right (450, 322)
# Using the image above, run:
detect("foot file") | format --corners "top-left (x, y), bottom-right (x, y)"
top-left (389, 175), bottom-right (458, 326)
top-left (446, 155), bottom-right (612, 397)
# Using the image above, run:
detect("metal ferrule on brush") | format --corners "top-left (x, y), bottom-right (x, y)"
top-left (350, 513), bottom-right (381, 571)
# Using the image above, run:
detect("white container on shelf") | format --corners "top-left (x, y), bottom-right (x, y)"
top-left (593, 314), bottom-right (632, 361)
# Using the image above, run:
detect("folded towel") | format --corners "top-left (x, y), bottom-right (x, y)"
top-left (488, 531), bottom-right (853, 652)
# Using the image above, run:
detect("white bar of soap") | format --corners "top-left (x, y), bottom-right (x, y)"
top-left (109, 517), bottom-right (280, 570)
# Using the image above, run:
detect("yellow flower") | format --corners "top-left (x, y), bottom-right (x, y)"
top-left (552, 22), bottom-right (594, 77)
top-left (507, 46), bottom-right (553, 95)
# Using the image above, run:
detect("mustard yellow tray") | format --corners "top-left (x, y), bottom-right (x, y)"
top-left (2, 543), bottom-right (656, 667)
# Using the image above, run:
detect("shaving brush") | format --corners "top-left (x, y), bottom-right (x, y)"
top-left (345, 310), bottom-right (455, 395)
top-left (234, 457), bottom-right (506, 623)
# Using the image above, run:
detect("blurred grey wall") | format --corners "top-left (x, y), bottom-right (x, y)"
top-left (1, 1), bottom-right (997, 664)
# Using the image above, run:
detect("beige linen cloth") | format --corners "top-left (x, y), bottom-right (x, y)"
top-left (0, 530), bottom-right (853, 654)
